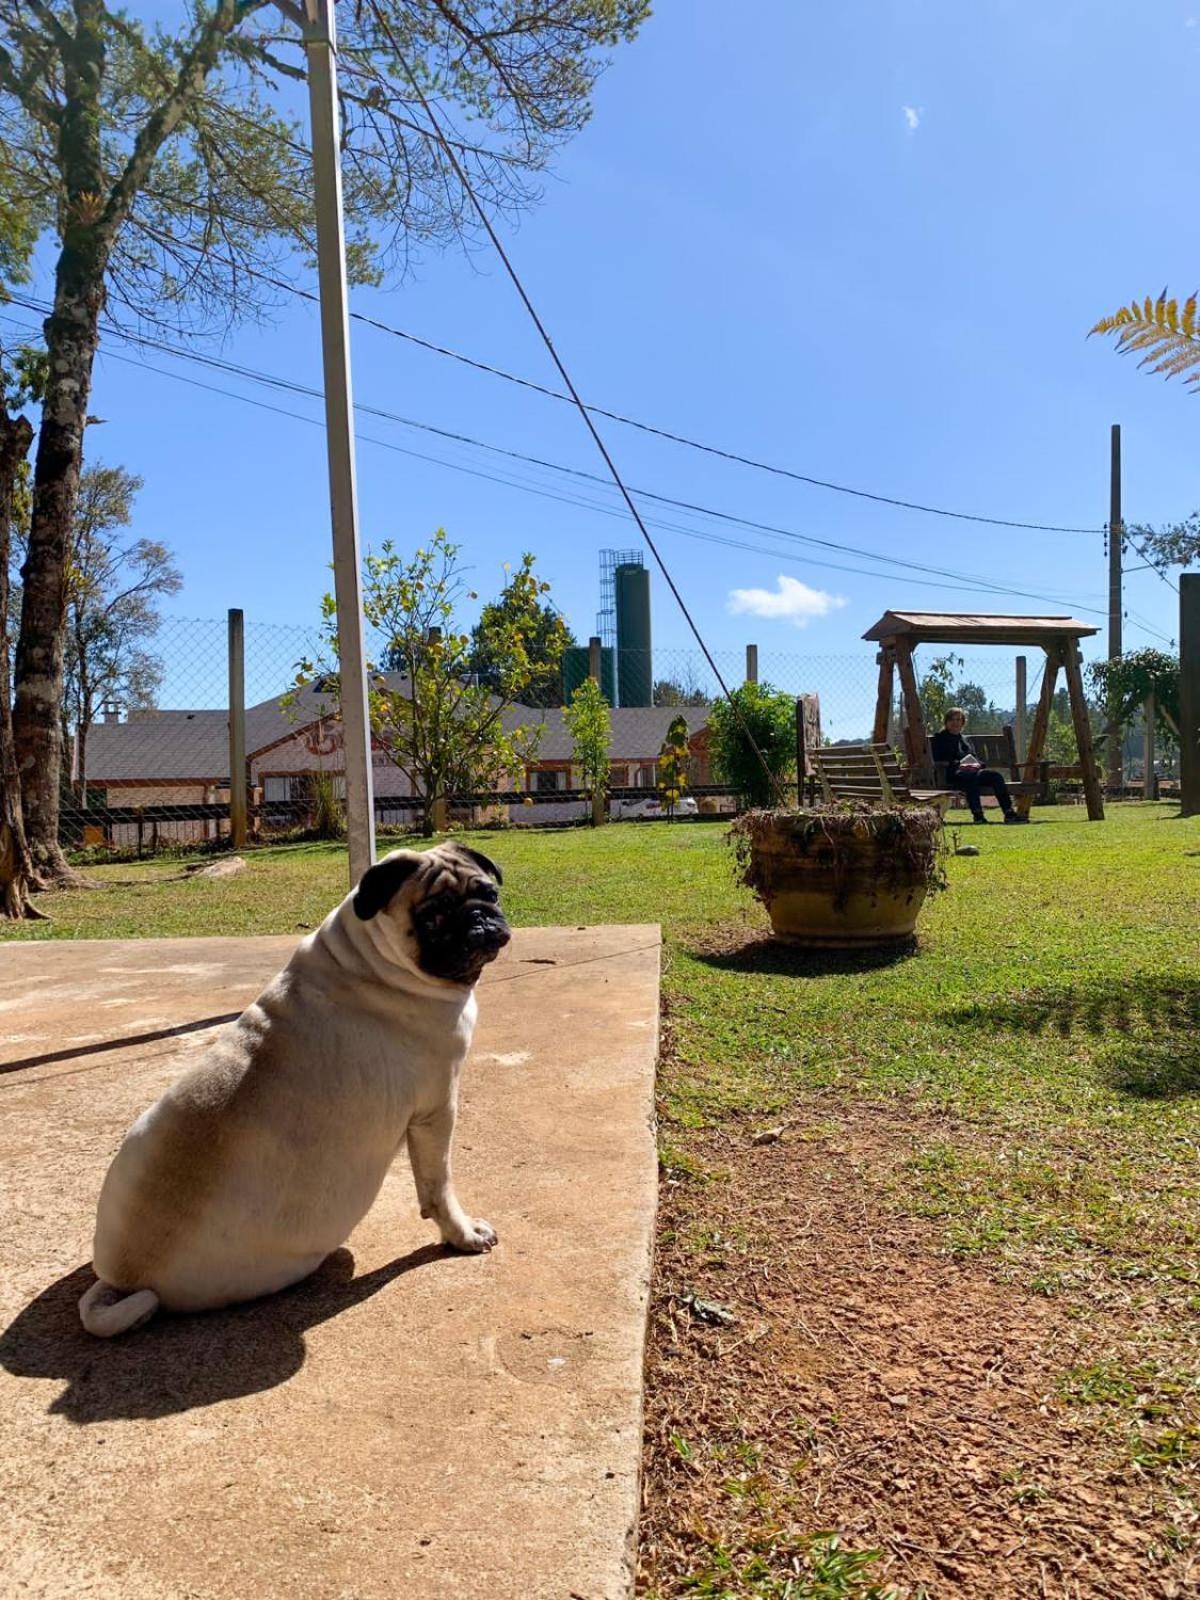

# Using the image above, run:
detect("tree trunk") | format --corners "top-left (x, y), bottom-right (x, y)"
top-left (12, 251), bottom-right (109, 887)
top-left (10, 0), bottom-right (243, 885)
top-left (0, 406), bottom-right (45, 918)
top-left (11, 4), bottom-right (110, 887)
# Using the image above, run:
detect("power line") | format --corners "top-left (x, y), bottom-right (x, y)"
top-left (12, 250), bottom-right (1103, 537)
top-left (386, 42), bottom-right (801, 793)
top-left (0, 298), bottom-right (1112, 615)
top-left (81, 332), bottom-right (1088, 602)
top-left (10, 314), bottom-right (1173, 657)
top-left (342, 304), bottom-right (1105, 535)
top-left (1124, 527), bottom-right (1179, 596)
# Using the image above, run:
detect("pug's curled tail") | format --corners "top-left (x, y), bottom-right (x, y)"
top-left (79, 1279), bottom-right (160, 1338)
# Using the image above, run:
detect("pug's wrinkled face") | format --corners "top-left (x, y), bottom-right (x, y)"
top-left (352, 842), bottom-right (511, 984)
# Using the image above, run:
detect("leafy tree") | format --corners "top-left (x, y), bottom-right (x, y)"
top-left (1088, 650), bottom-right (1180, 742)
top-left (563, 674), bottom-right (610, 824)
top-left (1041, 688), bottom-right (1105, 767)
top-left (656, 713), bottom-right (690, 817)
top-left (62, 465), bottom-right (181, 806)
top-left (1044, 708), bottom-right (1082, 767)
top-left (918, 654), bottom-right (1008, 734)
top-left (917, 653), bottom-right (962, 731)
top-left (708, 681), bottom-right (795, 809)
top-left (0, 0), bottom-right (648, 880)
top-left (468, 586), bottom-right (573, 707)
top-left (653, 671), bottom-right (708, 707)
top-left (1124, 510), bottom-right (1200, 574)
top-left (295, 529), bottom-right (557, 835)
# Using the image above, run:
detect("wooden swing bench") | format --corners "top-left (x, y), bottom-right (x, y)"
top-left (812, 729), bottom-right (1049, 815)
top-left (810, 743), bottom-right (952, 811)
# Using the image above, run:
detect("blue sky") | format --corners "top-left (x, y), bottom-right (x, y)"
top-left (10, 0), bottom-right (1200, 712)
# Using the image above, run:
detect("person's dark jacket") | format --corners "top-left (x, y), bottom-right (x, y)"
top-left (930, 728), bottom-right (976, 778)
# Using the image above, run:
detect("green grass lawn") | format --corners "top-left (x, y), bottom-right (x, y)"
top-left (10, 803), bottom-right (1199, 1300)
top-left (8, 803), bottom-right (1200, 1592)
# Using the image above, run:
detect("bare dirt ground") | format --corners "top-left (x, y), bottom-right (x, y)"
top-left (638, 1104), bottom-right (1198, 1599)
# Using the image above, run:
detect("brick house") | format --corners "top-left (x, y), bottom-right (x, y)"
top-left (80, 678), bottom-right (712, 841)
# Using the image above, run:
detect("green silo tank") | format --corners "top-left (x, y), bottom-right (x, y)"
top-left (562, 646), bottom-right (615, 705)
top-left (615, 563), bottom-right (651, 707)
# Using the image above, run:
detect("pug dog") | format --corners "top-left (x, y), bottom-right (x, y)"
top-left (78, 841), bottom-right (510, 1338)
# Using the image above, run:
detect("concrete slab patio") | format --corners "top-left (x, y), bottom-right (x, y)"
top-left (0, 925), bottom-right (660, 1600)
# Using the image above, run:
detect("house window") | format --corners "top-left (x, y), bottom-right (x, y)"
top-left (609, 765), bottom-right (629, 788)
top-left (534, 768), bottom-right (562, 793)
top-left (634, 764), bottom-right (657, 789)
top-left (264, 773), bottom-right (345, 803)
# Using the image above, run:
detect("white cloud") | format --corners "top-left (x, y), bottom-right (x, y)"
top-left (902, 105), bottom-right (922, 132)
top-left (727, 576), bottom-right (847, 629)
top-left (1187, 15), bottom-right (1198, 25)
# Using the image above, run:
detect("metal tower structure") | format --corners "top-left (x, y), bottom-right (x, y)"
top-left (596, 548), bottom-right (643, 651)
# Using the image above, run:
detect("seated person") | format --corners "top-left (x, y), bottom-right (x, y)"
top-left (930, 708), bottom-right (1029, 825)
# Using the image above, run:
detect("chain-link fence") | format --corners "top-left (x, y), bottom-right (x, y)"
top-left (61, 616), bottom-right (323, 854)
top-left (58, 617), bottom-right (1155, 857)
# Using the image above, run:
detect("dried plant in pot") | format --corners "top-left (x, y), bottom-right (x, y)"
top-left (730, 803), bottom-right (946, 948)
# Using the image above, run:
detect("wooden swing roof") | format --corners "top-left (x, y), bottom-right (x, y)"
top-left (862, 611), bottom-right (1099, 647)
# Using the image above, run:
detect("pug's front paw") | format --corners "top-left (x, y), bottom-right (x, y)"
top-left (445, 1217), bottom-right (498, 1253)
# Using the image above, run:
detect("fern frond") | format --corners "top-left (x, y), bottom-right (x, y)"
top-left (1091, 288), bottom-right (1200, 388)
top-left (1152, 347), bottom-right (1196, 379)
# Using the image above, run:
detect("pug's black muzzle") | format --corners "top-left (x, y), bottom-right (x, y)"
top-left (413, 892), bottom-right (511, 984)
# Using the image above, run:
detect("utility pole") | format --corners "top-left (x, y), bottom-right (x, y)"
top-left (292, 0), bottom-right (376, 885)
top-left (1106, 423), bottom-right (1124, 794)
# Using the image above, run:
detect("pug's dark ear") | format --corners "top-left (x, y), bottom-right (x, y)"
top-left (353, 853), bottom-right (421, 921)
top-left (448, 842), bottom-right (503, 885)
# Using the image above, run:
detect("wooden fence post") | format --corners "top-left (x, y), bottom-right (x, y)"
top-left (745, 644), bottom-right (758, 685)
top-left (228, 608), bottom-right (248, 849)
top-left (1143, 694), bottom-right (1157, 801)
top-left (1180, 574), bottom-right (1200, 816)
top-left (1014, 655), bottom-right (1027, 764)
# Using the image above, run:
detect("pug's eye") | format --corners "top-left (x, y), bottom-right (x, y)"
top-left (474, 882), bottom-right (499, 904)
top-left (416, 892), bottom-right (455, 926)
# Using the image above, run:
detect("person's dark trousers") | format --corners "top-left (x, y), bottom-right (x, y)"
top-left (954, 767), bottom-right (1014, 820)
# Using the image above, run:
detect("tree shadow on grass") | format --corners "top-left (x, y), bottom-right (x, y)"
top-left (0, 1242), bottom-right (451, 1425)
top-left (688, 933), bottom-right (920, 979)
top-left (946, 976), bottom-right (1200, 1100)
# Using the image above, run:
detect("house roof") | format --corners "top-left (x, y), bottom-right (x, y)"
top-left (509, 703), bottom-right (710, 763)
top-left (84, 679), bottom-right (350, 783)
top-left (84, 680), bottom-right (711, 783)
top-left (862, 610), bottom-right (1099, 646)
top-left (85, 709), bottom-right (229, 783)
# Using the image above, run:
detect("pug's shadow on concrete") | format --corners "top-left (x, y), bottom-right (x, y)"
top-left (0, 1243), bottom-right (447, 1424)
